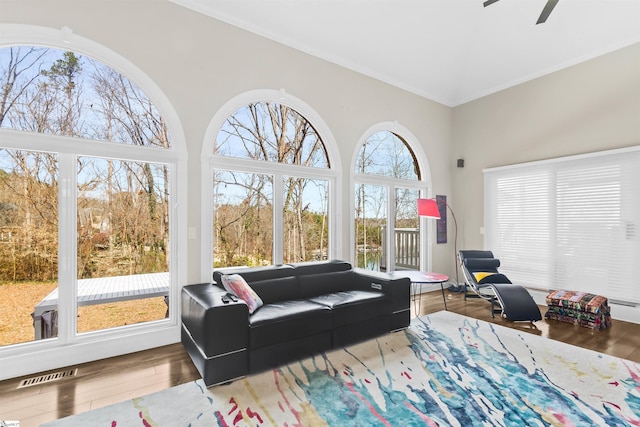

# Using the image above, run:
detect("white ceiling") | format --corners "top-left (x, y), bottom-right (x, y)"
top-left (171, 0), bottom-right (640, 106)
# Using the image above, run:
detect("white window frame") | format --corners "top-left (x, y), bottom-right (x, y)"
top-left (0, 25), bottom-right (188, 381)
top-left (201, 89), bottom-right (341, 281)
top-left (351, 122), bottom-right (434, 272)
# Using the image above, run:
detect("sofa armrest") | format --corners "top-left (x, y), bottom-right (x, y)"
top-left (353, 268), bottom-right (410, 314)
top-left (181, 283), bottom-right (249, 357)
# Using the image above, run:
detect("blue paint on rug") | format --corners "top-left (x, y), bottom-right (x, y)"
top-left (42, 311), bottom-right (640, 427)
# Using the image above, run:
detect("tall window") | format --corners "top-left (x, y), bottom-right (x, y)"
top-left (353, 128), bottom-right (425, 272)
top-left (212, 99), bottom-right (333, 267)
top-left (0, 46), bottom-right (177, 348)
top-left (484, 146), bottom-right (640, 304)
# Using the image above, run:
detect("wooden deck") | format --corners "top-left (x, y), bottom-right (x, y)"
top-left (32, 272), bottom-right (170, 339)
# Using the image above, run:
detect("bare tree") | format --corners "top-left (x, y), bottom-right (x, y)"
top-left (214, 102), bottom-right (328, 266)
top-left (0, 48), bottom-right (64, 282)
top-left (214, 170), bottom-right (273, 266)
top-left (0, 47), bottom-right (48, 126)
top-left (0, 149), bottom-right (58, 281)
top-left (89, 64), bottom-right (171, 273)
top-left (0, 46), bottom-right (172, 281)
top-left (40, 51), bottom-right (85, 136)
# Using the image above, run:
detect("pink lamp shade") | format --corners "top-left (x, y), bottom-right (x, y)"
top-left (417, 198), bottom-right (441, 219)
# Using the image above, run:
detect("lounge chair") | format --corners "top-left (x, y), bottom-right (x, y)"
top-left (459, 250), bottom-right (542, 322)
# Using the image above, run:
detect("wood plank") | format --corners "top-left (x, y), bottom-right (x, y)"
top-left (33, 272), bottom-right (169, 315)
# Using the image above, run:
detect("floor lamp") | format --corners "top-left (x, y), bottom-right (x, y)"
top-left (417, 198), bottom-right (460, 289)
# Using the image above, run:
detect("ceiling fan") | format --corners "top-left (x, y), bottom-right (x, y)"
top-left (484, 0), bottom-right (560, 24)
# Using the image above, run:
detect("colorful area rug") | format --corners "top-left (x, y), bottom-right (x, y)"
top-left (44, 311), bottom-right (640, 426)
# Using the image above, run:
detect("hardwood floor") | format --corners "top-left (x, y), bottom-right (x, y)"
top-left (1, 290), bottom-right (638, 426)
top-left (0, 343), bottom-right (200, 427)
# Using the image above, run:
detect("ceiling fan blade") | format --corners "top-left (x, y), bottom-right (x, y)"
top-left (483, 0), bottom-right (500, 6)
top-left (537, 0), bottom-right (559, 24)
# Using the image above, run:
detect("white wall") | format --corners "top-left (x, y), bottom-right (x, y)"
top-left (452, 42), bottom-right (640, 322)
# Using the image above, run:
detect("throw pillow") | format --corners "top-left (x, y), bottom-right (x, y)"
top-left (220, 274), bottom-right (264, 314)
top-left (472, 272), bottom-right (495, 282)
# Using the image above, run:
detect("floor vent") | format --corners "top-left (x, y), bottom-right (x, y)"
top-left (18, 368), bottom-right (78, 388)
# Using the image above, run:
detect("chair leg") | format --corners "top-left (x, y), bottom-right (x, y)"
top-left (463, 283), bottom-right (470, 300)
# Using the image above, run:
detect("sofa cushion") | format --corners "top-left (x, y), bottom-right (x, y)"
top-left (298, 270), bottom-right (358, 299)
top-left (249, 300), bottom-right (332, 348)
top-left (214, 264), bottom-right (300, 304)
top-left (213, 264), bottom-right (295, 288)
top-left (249, 276), bottom-right (300, 304)
top-left (309, 290), bottom-right (387, 327)
top-left (220, 274), bottom-right (263, 314)
top-left (289, 259), bottom-right (352, 275)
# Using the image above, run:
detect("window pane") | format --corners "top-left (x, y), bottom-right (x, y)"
top-left (394, 188), bottom-right (420, 269)
top-left (354, 184), bottom-right (386, 271)
top-left (486, 168), bottom-right (552, 286)
top-left (215, 102), bottom-right (328, 168)
top-left (77, 156), bottom-right (170, 334)
top-left (354, 130), bottom-right (424, 273)
top-left (283, 177), bottom-right (328, 263)
top-left (0, 46), bottom-right (171, 147)
top-left (0, 149), bottom-right (58, 345)
top-left (213, 170), bottom-right (273, 267)
top-left (355, 131), bottom-right (419, 180)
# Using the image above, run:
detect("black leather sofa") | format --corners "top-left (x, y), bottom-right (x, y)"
top-left (181, 260), bottom-right (411, 386)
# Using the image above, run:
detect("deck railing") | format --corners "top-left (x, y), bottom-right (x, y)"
top-left (380, 227), bottom-right (420, 271)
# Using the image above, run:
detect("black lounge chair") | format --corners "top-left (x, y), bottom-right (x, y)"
top-left (459, 250), bottom-right (542, 322)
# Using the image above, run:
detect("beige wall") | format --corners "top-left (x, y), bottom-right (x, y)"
top-left (452, 42), bottom-right (640, 251)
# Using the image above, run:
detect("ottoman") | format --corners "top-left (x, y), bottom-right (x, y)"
top-left (545, 290), bottom-right (611, 330)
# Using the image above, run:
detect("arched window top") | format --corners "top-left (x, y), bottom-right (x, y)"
top-left (215, 101), bottom-right (329, 168)
top-left (0, 45), bottom-right (171, 149)
top-left (355, 130), bottom-right (419, 180)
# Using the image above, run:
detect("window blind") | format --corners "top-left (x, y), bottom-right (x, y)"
top-left (484, 146), bottom-right (640, 304)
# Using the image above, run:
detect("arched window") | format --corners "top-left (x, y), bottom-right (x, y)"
top-left (0, 29), bottom-right (185, 376)
top-left (207, 91), bottom-right (338, 269)
top-left (353, 125), bottom-right (431, 272)
top-left (0, 48), bottom-right (172, 148)
top-left (355, 131), bottom-right (419, 180)
top-left (216, 103), bottom-right (327, 167)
